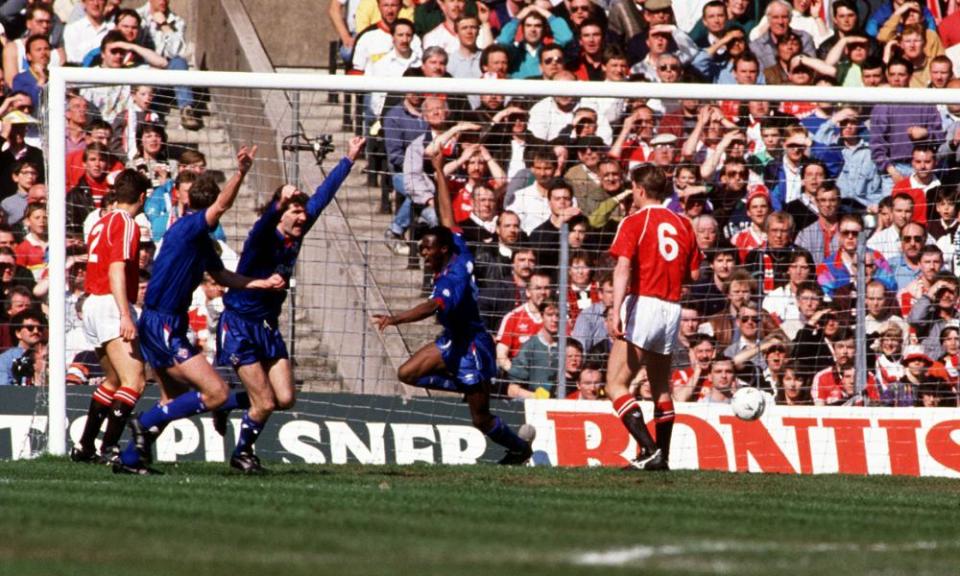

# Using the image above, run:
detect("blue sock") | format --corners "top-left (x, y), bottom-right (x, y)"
top-left (218, 391), bottom-right (250, 412)
top-left (140, 391), bottom-right (208, 431)
top-left (485, 416), bottom-right (527, 452)
top-left (120, 407), bottom-right (172, 467)
top-left (414, 375), bottom-right (458, 391)
top-left (233, 411), bottom-right (263, 455)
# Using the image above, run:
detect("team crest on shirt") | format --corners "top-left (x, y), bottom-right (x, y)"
top-left (176, 347), bottom-right (190, 360)
top-left (230, 354), bottom-right (241, 366)
top-left (442, 288), bottom-right (451, 298)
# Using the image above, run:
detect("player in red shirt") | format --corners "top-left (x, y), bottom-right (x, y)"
top-left (606, 164), bottom-right (701, 470)
top-left (71, 169), bottom-right (152, 465)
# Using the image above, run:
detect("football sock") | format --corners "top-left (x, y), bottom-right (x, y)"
top-left (484, 415), bottom-right (528, 453)
top-left (414, 374), bottom-right (457, 391)
top-left (654, 398), bottom-right (676, 461)
top-left (219, 391), bottom-right (250, 412)
top-left (100, 386), bottom-right (141, 449)
top-left (233, 411), bottom-right (263, 456)
top-left (612, 395), bottom-right (658, 455)
top-left (77, 384), bottom-right (114, 451)
top-left (139, 391), bottom-right (209, 432)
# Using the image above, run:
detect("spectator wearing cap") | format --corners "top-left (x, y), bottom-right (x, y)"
top-left (731, 184), bottom-right (770, 263)
top-left (813, 105), bottom-right (883, 211)
top-left (907, 272), bottom-right (960, 361)
top-left (647, 132), bottom-right (679, 176)
top-left (795, 183), bottom-right (842, 265)
top-left (748, 0), bottom-right (816, 71)
top-left (497, 5), bottom-right (573, 79)
top-left (817, 213), bottom-right (897, 301)
top-left (885, 345), bottom-right (933, 407)
top-left (0, 108), bottom-right (44, 201)
top-left (870, 58), bottom-right (943, 196)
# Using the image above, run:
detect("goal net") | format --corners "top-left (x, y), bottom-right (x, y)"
top-left (31, 67), bottom-right (960, 475)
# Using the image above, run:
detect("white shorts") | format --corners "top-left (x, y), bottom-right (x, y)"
top-left (82, 293), bottom-right (138, 348)
top-left (620, 294), bottom-right (680, 355)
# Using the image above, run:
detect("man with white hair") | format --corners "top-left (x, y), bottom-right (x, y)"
top-left (749, 0), bottom-right (815, 70)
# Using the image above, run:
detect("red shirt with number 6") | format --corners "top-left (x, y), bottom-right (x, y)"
top-left (609, 205), bottom-right (700, 303)
top-left (84, 210), bottom-right (140, 300)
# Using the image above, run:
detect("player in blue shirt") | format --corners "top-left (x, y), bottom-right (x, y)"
top-left (214, 136), bottom-right (365, 474)
top-left (116, 146), bottom-right (286, 474)
top-left (373, 151), bottom-right (534, 464)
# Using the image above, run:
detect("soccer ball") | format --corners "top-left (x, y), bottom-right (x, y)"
top-left (731, 387), bottom-right (766, 421)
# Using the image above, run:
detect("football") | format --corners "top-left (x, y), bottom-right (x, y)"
top-left (731, 387), bottom-right (766, 421)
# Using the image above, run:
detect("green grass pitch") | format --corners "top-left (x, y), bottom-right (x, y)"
top-left (0, 458), bottom-right (959, 576)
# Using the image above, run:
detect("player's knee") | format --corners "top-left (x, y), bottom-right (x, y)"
top-left (276, 393), bottom-right (296, 411)
top-left (397, 364), bottom-right (418, 385)
top-left (204, 387), bottom-right (229, 410)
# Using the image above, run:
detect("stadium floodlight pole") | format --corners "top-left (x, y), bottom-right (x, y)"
top-left (45, 66), bottom-right (960, 455)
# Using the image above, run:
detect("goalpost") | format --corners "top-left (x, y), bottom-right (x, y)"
top-left (42, 67), bottom-right (960, 473)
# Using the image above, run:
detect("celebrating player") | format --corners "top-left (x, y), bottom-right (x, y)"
top-left (70, 169), bottom-right (152, 464)
top-left (116, 145), bottom-right (287, 475)
top-left (210, 135), bottom-right (365, 474)
top-left (606, 164), bottom-right (701, 470)
top-left (373, 151), bottom-right (534, 465)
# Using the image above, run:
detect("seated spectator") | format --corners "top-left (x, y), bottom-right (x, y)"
top-left (527, 71), bottom-right (579, 142)
top-left (722, 302), bottom-right (771, 365)
top-left (793, 300), bottom-right (843, 380)
top-left (809, 327), bottom-right (876, 406)
top-left (129, 123), bottom-right (170, 189)
top-left (873, 321), bottom-right (906, 389)
top-left (473, 210), bottom-right (526, 286)
top-left (733, 334), bottom-right (791, 395)
top-left (63, 92), bottom-right (89, 156)
top-left (565, 251), bottom-right (599, 327)
top-left (11, 34), bottom-right (51, 110)
top-left (111, 84), bottom-right (161, 161)
top-left (479, 245), bottom-right (535, 332)
top-left (898, 244), bottom-right (945, 316)
top-left (1, 161), bottom-right (39, 226)
top-left (350, 0), bottom-right (421, 75)
top-left (505, 146), bottom-right (559, 235)
top-left (66, 143), bottom-right (110, 227)
top-left (749, 1), bottom-right (816, 70)
top-left (930, 186), bottom-right (958, 251)
top-left (813, 105), bottom-right (883, 210)
top-left (446, 15), bottom-right (482, 79)
top-left (610, 104), bottom-right (657, 170)
top-left (66, 118), bottom-right (121, 189)
top-left (0, 109), bottom-right (45, 200)
top-left (365, 19), bottom-right (421, 120)
top-left (563, 338), bottom-right (583, 384)
top-left (457, 184), bottom-right (498, 245)
top-left (495, 270), bottom-right (550, 371)
top-left (888, 222), bottom-right (930, 291)
top-left (566, 363), bottom-right (603, 400)
top-left (884, 345), bottom-right (936, 407)
top-left (931, 325), bottom-right (960, 390)
top-left (0, 308), bottom-right (43, 385)
top-left (908, 272), bottom-right (960, 361)
top-left (506, 299), bottom-right (560, 398)
top-left (672, 333), bottom-right (716, 402)
top-left (63, 0), bottom-right (111, 64)
top-left (527, 179), bottom-right (581, 277)
top-left (497, 6), bottom-right (573, 79)
top-left (817, 214), bottom-right (897, 301)
top-left (698, 357), bottom-right (742, 405)
top-left (671, 302), bottom-right (702, 372)
top-left (743, 211), bottom-right (803, 291)
top-left (775, 362), bottom-right (813, 405)
top-left (867, 193), bottom-right (925, 262)
top-left (891, 144), bottom-right (940, 226)
top-left (571, 273), bottom-right (612, 360)
top-left (382, 88), bottom-right (428, 255)
top-left (2, 4), bottom-right (64, 91)
top-left (14, 203), bottom-right (46, 280)
top-left (689, 245), bottom-right (738, 318)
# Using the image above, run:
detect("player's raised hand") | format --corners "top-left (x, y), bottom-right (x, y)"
top-left (237, 145), bottom-right (258, 174)
top-left (372, 314), bottom-right (394, 332)
top-left (346, 136), bottom-right (366, 162)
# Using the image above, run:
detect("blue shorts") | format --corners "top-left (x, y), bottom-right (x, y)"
top-left (432, 331), bottom-right (496, 389)
top-left (216, 309), bottom-right (288, 368)
top-left (138, 309), bottom-right (200, 369)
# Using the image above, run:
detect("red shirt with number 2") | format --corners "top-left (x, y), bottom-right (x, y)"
top-left (609, 205), bottom-right (700, 303)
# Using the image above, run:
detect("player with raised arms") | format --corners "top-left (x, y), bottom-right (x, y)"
top-left (373, 151), bottom-right (534, 465)
top-left (115, 145), bottom-right (288, 474)
top-left (71, 169), bottom-right (152, 465)
top-left (606, 164), bottom-right (701, 470)
top-left (208, 135), bottom-right (366, 474)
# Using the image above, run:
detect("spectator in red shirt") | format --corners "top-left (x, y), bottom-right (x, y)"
top-left (496, 270), bottom-right (550, 371)
top-left (14, 203), bottom-right (45, 280)
top-left (566, 363), bottom-right (603, 399)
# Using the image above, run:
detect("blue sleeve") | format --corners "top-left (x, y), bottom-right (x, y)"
top-left (383, 111), bottom-right (406, 172)
top-left (497, 18), bottom-right (519, 45)
top-left (870, 106), bottom-right (891, 171)
top-left (548, 16), bottom-right (573, 46)
top-left (303, 157), bottom-right (355, 232)
top-left (247, 199), bottom-right (283, 244)
top-left (203, 237), bottom-right (226, 274)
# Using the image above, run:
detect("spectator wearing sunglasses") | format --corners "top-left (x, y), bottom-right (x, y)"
top-left (0, 308), bottom-right (43, 386)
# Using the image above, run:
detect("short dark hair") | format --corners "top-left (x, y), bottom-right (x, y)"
top-left (114, 8), bottom-right (141, 26)
top-left (188, 172), bottom-right (221, 210)
top-left (630, 164), bottom-right (669, 201)
top-left (423, 225), bottom-right (455, 253)
top-left (886, 57), bottom-right (914, 76)
top-left (391, 18), bottom-right (414, 34)
top-left (100, 29), bottom-right (127, 51)
top-left (24, 34), bottom-right (50, 52)
top-left (480, 44), bottom-right (509, 70)
top-left (112, 169), bottom-right (151, 204)
top-left (11, 308), bottom-right (42, 329)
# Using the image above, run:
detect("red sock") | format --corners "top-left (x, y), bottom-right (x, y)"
top-left (92, 384), bottom-right (115, 407)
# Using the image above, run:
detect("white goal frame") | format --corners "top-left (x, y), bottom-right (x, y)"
top-left (45, 66), bottom-right (960, 455)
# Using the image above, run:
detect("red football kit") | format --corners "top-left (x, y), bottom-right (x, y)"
top-left (84, 210), bottom-right (140, 301)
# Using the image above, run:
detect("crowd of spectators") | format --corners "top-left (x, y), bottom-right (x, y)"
top-left (0, 0), bottom-right (222, 387)
top-left (331, 0), bottom-right (960, 407)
